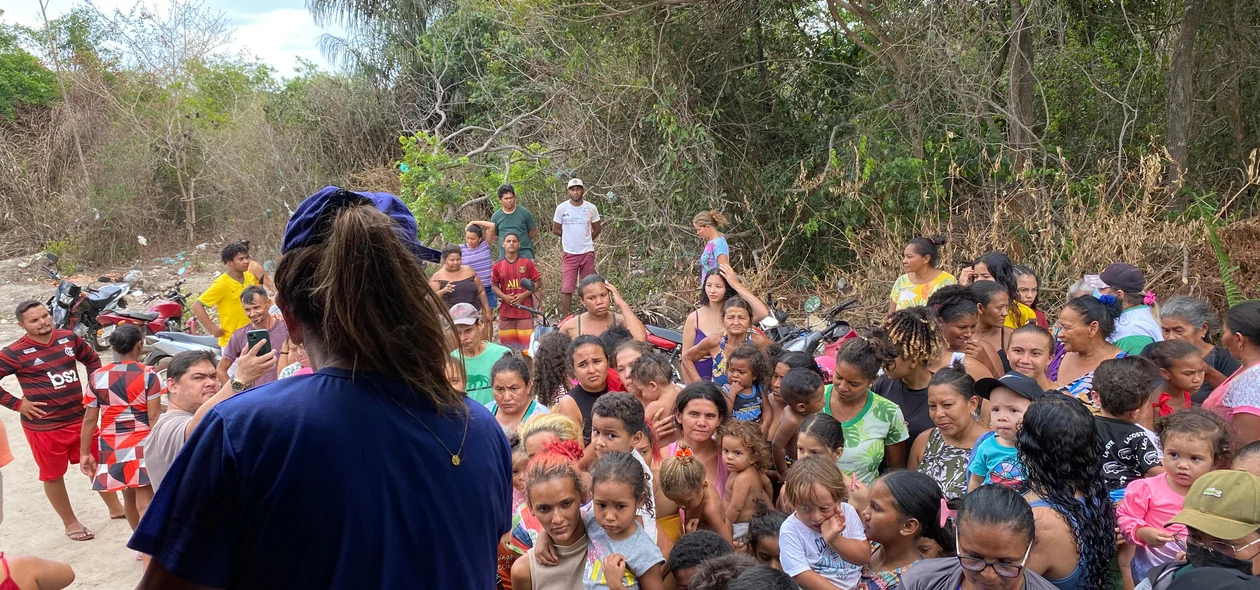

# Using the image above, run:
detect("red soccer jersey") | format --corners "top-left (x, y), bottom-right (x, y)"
top-left (492, 257), bottom-right (541, 321)
top-left (0, 330), bottom-right (101, 431)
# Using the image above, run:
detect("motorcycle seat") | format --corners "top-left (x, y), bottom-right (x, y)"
top-left (118, 310), bottom-right (158, 321)
top-left (645, 325), bottom-right (683, 345)
top-left (88, 284), bottom-right (126, 303)
top-left (156, 331), bottom-right (221, 349)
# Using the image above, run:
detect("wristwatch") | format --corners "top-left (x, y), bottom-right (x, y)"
top-left (230, 379), bottom-right (249, 393)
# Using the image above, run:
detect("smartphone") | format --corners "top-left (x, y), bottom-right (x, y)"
top-left (246, 329), bottom-right (272, 357)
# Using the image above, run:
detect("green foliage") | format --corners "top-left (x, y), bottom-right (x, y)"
top-left (398, 131), bottom-right (554, 244)
top-left (0, 21), bottom-right (57, 117)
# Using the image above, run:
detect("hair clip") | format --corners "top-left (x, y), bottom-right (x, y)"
top-left (940, 497), bottom-right (957, 527)
top-left (675, 447), bottom-right (693, 458)
top-left (1098, 294), bottom-right (1117, 305)
top-left (1143, 291), bottom-right (1157, 306)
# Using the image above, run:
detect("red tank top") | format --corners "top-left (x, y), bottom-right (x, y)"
top-left (0, 553), bottom-right (21, 590)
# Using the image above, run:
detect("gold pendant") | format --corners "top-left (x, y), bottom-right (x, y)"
top-left (451, 455), bottom-right (461, 466)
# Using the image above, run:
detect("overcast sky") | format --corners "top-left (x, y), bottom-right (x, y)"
top-left (1, 0), bottom-right (341, 78)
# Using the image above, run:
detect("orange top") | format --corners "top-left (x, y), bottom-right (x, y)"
top-left (0, 420), bottom-right (13, 468)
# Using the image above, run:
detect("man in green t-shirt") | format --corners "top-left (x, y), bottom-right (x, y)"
top-left (489, 184), bottom-right (539, 260)
top-left (449, 303), bottom-right (511, 406)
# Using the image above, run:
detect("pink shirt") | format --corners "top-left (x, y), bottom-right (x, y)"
top-left (1118, 473), bottom-right (1187, 571)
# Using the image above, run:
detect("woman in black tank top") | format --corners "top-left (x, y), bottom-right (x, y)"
top-left (554, 335), bottom-right (611, 444)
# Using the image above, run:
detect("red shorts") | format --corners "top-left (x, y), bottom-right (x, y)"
top-left (24, 423), bottom-right (99, 482)
top-left (561, 252), bottom-right (596, 294)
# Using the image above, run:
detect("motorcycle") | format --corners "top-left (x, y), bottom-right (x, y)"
top-left (42, 256), bottom-right (133, 350)
top-left (517, 279), bottom-right (555, 359)
top-left (144, 331), bottom-right (222, 375)
top-left (95, 280), bottom-right (192, 344)
top-left (781, 295), bottom-right (859, 357)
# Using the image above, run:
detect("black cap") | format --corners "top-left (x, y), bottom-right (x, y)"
top-left (975, 372), bottom-right (1047, 402)
top-left (1167, 567), bottom-right (1260, 590)
top-left (1099, 262), bottom-right (1146, 295)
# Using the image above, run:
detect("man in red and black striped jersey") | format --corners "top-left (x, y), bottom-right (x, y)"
top-left (0, 300), bottom-right (124, 541)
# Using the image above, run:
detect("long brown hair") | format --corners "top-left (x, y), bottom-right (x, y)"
top-left (275, 202), bottom-right (461, 410)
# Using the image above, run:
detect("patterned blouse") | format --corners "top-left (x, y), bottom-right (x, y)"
top-left (916, 428), bottom-right (973, 501)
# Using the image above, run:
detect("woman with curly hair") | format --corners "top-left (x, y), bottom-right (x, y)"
top-left (531, 331), bottom-right (572, 408)
top-left (873, 307), bottom-right (949, 447)
top-left (926, 284), bottom-right (1002, 380)
top-left (1017, 394), bottom-right (1117, 590)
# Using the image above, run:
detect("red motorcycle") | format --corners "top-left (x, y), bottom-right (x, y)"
top-left (95, 280), bottom-right (192, 344)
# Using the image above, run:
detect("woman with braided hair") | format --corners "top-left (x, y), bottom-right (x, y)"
top-left (873, 307), bottom-right (949, 447)
top-left (926, 285), bottom-right (1001, 380)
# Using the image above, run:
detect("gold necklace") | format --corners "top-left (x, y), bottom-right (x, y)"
top-left (387, 395), bottom-right (470, 466)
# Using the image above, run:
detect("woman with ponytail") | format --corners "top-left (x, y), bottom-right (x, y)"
top-left (859, 471), bottom-right (951, 590)
top-left (694, 210), bottom-right (731, 286)
top-left (1050, 295), bottom-right (1127, 403)
top-left (890, 236), bottom-right (956, 313)
top-left (130, 187), bottom-right (513, 589)
top-left (511, 440), bottom-right (591, 590)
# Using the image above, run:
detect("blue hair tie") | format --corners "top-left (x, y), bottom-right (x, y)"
top-left (1098, 294), bottom-right (1117, 305)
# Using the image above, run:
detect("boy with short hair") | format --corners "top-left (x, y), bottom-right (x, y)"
top-left (770, 368), bottom-right (826, 478)
top-left (1092, 357), bottom-right (1165, 502)
top-left (490, 232), bottom-right (541, 354)
top-left (629, 353), bottom-right (681, 448)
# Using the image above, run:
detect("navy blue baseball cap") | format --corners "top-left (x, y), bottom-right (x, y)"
top-left (281, 186), bottom-right (441, 263)
top-left (975, 372), bottom-right (1048, 402)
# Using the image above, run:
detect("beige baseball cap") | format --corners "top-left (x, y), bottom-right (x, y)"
top-left (567, 178), bottom-right (584, 189)
top-left (1167, 470), bottom-right (1260, 540)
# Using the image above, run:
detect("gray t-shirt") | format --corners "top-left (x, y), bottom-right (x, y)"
top-left (581, 509), bottom-right (664, 590)
top-left (146, 409), bottom-right (195, 491)
top-left (901, 558), bottom-right (1059, 590)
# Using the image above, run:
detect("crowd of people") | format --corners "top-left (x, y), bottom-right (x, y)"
top-left (0, 183), bottom-right (1258, 590)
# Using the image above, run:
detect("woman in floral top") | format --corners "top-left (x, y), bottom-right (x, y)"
top-left (859, 471), bottom-right (948, 590)
top-left (889, 236), bottom-right (955, 313)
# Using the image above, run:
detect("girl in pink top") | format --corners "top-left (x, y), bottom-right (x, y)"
top-left (1118, 410), bottom-right (1230, 581)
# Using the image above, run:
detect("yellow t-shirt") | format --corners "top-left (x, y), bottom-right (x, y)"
top-left (889, 271), bottom-right (957, 311)
top-left (1005, 301), bottom-right (1038, 329)
top-left (198, 272), bottom-right (258, 346)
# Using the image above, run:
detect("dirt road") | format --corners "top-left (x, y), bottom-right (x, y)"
top-left (0, 254), bottom-right (217, 588)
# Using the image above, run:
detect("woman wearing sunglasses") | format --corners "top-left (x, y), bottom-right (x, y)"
top-left (901, 484), bottom-right (1057, 589)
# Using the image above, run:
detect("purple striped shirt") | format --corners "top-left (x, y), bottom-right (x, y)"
top-left (461, 242), bottom-right (493, 290)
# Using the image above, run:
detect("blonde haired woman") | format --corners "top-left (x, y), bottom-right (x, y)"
top-left (694, 211), bottom-right (730, 286)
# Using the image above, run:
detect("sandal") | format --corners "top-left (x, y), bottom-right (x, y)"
top-left (66, 527), bottom-right (95, 542)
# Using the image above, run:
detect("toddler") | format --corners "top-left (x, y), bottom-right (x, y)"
top-left (968, 372), bottom-right (1045, 491)
top-left (770, 368), bottom-right (826, 477)
top-left (1091, 357), bottom-right (1164, 502)
top-left (779, 455), bottom-right (869, 589)
top-left (629, 354), bottom-right (681, 448)
top-left (659, 446), bottom-right (734, 545)
top-left (591, 392), bottom-right (659, 542)
top-left (724, 344), bottom-right (769, 429)
top-left (795, 413), bottom-right (869, 513)
top-left (717, 421), bottom-right (773, 539)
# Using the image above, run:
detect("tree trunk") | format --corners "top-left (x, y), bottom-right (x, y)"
top-left (1166, 0), bottom-right (1204, 192)
top-left (1007, 0), bottom-right (1036, 169)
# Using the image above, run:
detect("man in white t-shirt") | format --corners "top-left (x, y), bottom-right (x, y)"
top-left (552, 178), bottom-right (601, 318)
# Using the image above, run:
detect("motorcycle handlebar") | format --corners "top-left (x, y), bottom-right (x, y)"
top-left (517, 305), bottom-right (545, 318)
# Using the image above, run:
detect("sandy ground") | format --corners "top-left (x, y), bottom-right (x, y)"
top-left (0, 253), bottom-right (218, 589)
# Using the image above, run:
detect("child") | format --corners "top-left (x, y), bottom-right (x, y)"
top-left (512, 439), bottom-right (590, 590)
top-left (745, 504), bottom-right (788, 570)
top-left (659, 446), bottom-right (735, 545)
top-left (591, 392), bottom-right (661, 544)
top-left (1092, 357), bottom-right (1165, 502)
top-left (585, 452), bottom-right (667, 590)
top-left (616, 340), bottom-right (657, 396)
top-left (0, 553), bottom-right (74, 590)
top-left (723, 344), bottom-right (770, 430)
top-left (770, 368), bottom-right (826, 478)
top-left (795, 413), bottom-right (870, 513)
top-left (80, 325), bottom-right (159, 534)
top-left (968, 372), bottom-right (1045, 491)
top-left (1234, 440), bottom-right (1260, 477)
top-left (500, 429), bottom-right (530, 587)
top-left (779, 455), bottom-right (869, 589)
top-left (717, 421), bottom-right (773, 539)
top-left (629, 354), bottom-right (682, 448)
top-left (1149, 340), bottom-right (1205, 417)
top-left (1119, 409), bottom-right (1230, 582)
top-left (490, 355), bottom-right (551, 431)
top-left (767, 352), bottom-right (822, 452)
